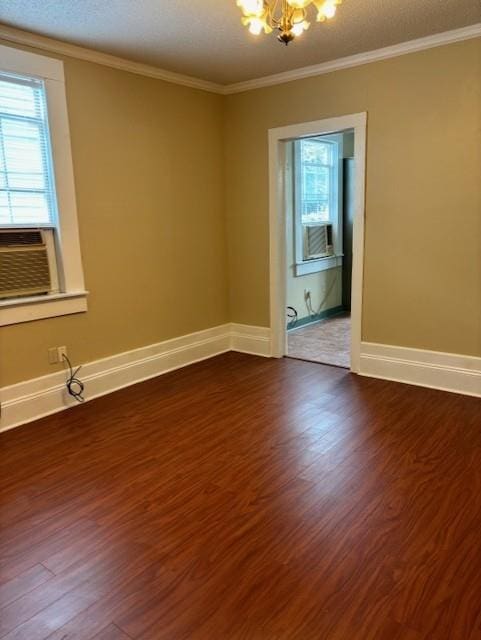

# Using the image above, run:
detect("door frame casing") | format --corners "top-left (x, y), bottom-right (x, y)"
top-left (268, 112), bottom-right (367, 372)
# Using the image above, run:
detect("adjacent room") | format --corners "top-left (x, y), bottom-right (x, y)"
top-left (286, 129), bottom-right (354, 368)
top-left (0, 2), bottom-right (480, 638)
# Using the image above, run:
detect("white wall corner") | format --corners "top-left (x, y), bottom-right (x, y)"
top-left (230, 323), bottom-right (272, 357)
top-left (0, 324), bottom-right (232, 433)
top-left (359, 342), bottom-right (481, 398)
top-left (0, 323), bottom-right (273, 433)
top-left (3, 329), bottom-right (478, 434)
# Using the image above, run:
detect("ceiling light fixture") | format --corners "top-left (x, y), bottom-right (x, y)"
top-left (236, 0), bottom-right (342, 45)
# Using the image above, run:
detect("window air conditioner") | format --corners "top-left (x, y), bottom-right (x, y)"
top-left (0, 229), bottom-right (59, 299)
top-left (303, 223), bottom-right (334, 260)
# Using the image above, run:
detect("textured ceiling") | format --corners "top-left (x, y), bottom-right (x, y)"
top-left (0, 0), bottom-right (480, 85)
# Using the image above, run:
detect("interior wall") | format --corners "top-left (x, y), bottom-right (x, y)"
top-left (286, 132), bottom-right (354, 324)
top-left (1, 37), bottom-right (480, 390)
top-left (0, 45), bottom-right (228, 387)
top-left (224, 38), bottom-right (481, 357)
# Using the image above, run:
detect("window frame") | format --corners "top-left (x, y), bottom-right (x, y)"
top-left (0, 73), bottom-right (58, 228)
top-left (0, 44), bottom-right (87, 326)
top-left (293, 134), bottom-right (344, 276)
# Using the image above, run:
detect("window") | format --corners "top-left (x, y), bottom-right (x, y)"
top-left (293, 134), bottom-right (343, 275)
top-left (0, 44), bottom-right (87, 326)
top-left (0, 74), bottom-right (57, 227)
top-left (297, 138), bottom-right (333, 224)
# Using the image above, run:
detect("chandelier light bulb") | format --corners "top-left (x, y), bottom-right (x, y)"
top-left (236, 0), bottom-right (264, 16)
top-left (291, 21), bottom-right (309, 36)
top-left (323, 1), bottom-right (337, 18)
top-left (248, 17), bottom-right (264, 34)
top-left (315, 0), bottom-right (338, 21)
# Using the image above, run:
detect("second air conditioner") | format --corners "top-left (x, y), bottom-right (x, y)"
top-left (302, 223), bottom-right (334, 260)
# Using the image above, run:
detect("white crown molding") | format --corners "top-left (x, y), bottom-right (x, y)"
top-left (0, 23), bottom-right (224, 94)
top-left (223, 23), bottom-right (481, 94)
top-left (0, 23), bottom-right (479, 96)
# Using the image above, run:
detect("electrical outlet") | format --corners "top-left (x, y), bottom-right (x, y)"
top-left (48, 346), bottom-right (68, 365)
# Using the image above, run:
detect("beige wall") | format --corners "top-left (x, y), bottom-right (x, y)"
top-left (225, 38), bottom-right (481, 357)
top-left (1, 49), bottom-right (228, 386)
top-left (1, 37), bottom-right (480, 388)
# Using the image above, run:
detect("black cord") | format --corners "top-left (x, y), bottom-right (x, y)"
top-left (62, 354), bottom-right (85, 403)
top-left (287, 306), bottom-right (298, 329)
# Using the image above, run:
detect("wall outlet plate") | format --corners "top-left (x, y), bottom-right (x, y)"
top-left (48, 346), bottom-right (68, 364)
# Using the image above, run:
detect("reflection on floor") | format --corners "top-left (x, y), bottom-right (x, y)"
top-left (287, 313), bottom-right (351, 368)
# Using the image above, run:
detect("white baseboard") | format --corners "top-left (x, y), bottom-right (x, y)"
top-left (230, 323), bottom-right (272, 357)
top-left (3, 331), bottom-right (478, 433)
top-left (0, 323), bottom-right (272, 433)
top-left (360, 342), bottom-right (481, 398)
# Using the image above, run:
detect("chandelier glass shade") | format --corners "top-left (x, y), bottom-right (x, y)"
top-left (236, 0), bottom-right (342, 44)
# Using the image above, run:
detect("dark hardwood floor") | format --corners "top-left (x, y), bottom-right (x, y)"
top-left (1, 352), bottom-right (480, 639)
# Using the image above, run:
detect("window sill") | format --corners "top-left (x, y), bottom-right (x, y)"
top-left (0, 291), bottom-right (88, 326)
top-left (295, 255), bottom-right (343, 277)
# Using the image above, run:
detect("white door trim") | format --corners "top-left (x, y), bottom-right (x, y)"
top-left (268, 112), bottom-right (367, 372)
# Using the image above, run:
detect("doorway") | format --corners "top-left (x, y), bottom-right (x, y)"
top-left (286, 130), bottom-right (354, 368)
top-left (268, 113), bottom-right (366, 373)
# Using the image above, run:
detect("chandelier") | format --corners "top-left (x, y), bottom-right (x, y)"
top-left (236, 0), bottom-right (342, 45)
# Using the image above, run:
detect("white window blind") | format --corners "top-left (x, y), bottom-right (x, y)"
top-left (0, 73), bottom-right (57, 227)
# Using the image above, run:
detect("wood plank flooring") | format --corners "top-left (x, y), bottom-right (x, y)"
top-left (1, 352), bottom-right (480, 639)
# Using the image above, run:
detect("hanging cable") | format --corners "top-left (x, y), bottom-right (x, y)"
top-left (62, 354), bottom-right (85, 403)
top-left (287, 306), bottom-right (298, 329)
top-left (306, 268), bottom-right (341, 318)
